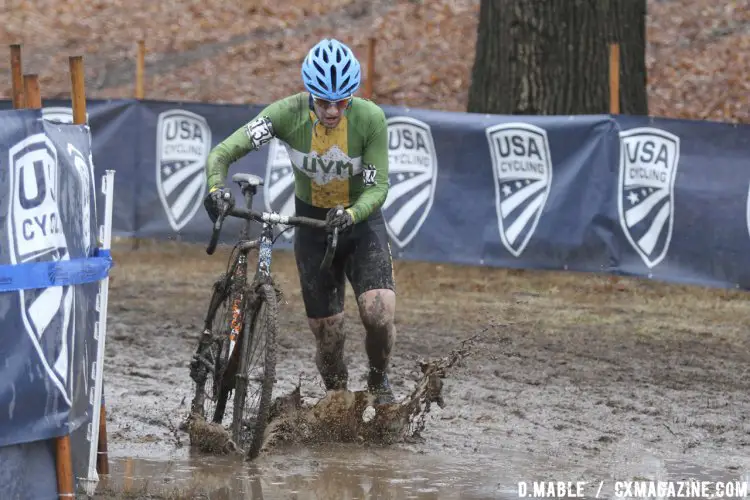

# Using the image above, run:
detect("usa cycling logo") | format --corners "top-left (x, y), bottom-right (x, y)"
top-left (486, 122), bottom-right (553, 257)
top-left (156, 109), bottom-right (212, 232)
top-left (7, 133), bottom-right (75, 405)
top-left (618, 127), bottom-right (680, 268)
top-left (264, 138), bottom-right (297, 240)
top-left (382, 116), bottom-right (438, 248)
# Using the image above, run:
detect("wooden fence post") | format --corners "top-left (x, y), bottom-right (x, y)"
top-left (607, 43), bottom-right (625, 290)
top-left (364, 37), bottom-right (376, 99)
top-left (609, 43), bottom-right (620, 115)
top-left (135, 40), bottom-right (145, 100)
top-left (22, 74), bottom-right (41, 108)
top-left (69, 56), bottom-right (86, 124)
top-left (10, 44), bottom-right (25, 108)
top-left (70, 54), bottom-right (110, 477)
top-left (131, 40), bottom-right (146, 251)
top-left (96, 405), bottom-right (110, 475)
top-left (55, 435), bottom-right (74, 499)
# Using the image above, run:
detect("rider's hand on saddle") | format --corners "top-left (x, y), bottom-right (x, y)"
top-left (204, 186), bottom-right (234, 223)
top-left (325, 205), bottom-right (354, 232)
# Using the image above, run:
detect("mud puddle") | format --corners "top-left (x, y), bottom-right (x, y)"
top-left (93, 446), bottom-right (750, 500)
top-left (96, 444), bottom-right (548, 499)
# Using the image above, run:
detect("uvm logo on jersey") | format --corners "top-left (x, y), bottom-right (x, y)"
top-left (156, 109), bottom-right (212, 232)
top-left (486, 122), bottom-right (553, 257)
top-left (382, 116), bottom-right (438, 248)
top-left (618, 127), bottom-right (680, 269)
top-left (7, 133), bottom-right (75, 405)
top-left (264, 138), bottom-right (296, 240)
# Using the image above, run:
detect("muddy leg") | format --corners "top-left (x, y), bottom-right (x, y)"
top-left (357, 289), bottom-right (396, 402)
top-left (308, 313), bottom-right (348, 391)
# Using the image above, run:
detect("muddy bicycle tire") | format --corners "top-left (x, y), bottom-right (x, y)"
top-left (190, 273), bottom-right (243, 425)
top-left (230, 282), bottom-right (278, 460)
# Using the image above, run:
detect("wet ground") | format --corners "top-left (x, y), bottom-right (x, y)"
top-left (91, 239), bottom-right (750, 499)
top-left (95, 450), bottom-right (750, 500)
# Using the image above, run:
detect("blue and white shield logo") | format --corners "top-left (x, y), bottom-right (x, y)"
top-left (382, 116), bottom-right (438, 248)
top-left (263, 138), bottom-right (296, 240)
top-left (7, 134), bottom-right (75, 405)
top-left (618, 127), bottom-right (680, 269)
top-left (486, 122), bottom-right (553, 257)
top-left (156, 109), bottom-right (212, 232)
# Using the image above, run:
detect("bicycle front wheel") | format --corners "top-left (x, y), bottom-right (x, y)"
top-left (230, 283), bottom-right (278, 460)
top-left (189, 272), bottom-right (238, 425)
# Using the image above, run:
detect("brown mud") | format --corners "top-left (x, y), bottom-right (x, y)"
top-left (186, 334), bottom-right (473, 457)
top-left (93, 239), bottom-right (750, 498)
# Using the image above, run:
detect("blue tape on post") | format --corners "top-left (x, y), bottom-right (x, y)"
top-left (0, 249), bottom-right (114, 292)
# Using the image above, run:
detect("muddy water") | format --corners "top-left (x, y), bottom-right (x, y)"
top-left (100, 446), bottom-right (750, 500)
top-left (104, 445), bottom-right (521, 499)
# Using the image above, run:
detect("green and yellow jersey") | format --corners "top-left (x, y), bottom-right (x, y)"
top-left (205, 92), bottom-right (389, 224)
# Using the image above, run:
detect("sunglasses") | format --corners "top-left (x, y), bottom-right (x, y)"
top-left (313, 96), bottom-right (352, 110)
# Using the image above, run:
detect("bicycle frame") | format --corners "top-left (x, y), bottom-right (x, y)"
top-left (224, 181), bottom-right (275, 361)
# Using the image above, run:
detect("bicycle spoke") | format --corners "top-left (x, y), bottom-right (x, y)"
top-left (190, 278), bottom-right (240, 427)
top-left (242, 323), bottom-right (267, 417)
top-left (230, 284), bottom-right (278, 458)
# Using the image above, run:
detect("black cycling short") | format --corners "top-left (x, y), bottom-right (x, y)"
top-left (293, 197), bottom-right (396, 319)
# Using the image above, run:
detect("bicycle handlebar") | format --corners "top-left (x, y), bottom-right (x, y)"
top-left (206, 202), bottom-right (339, 270)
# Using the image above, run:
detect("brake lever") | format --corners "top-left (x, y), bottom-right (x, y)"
top-left (206, 199), bottom-right (231, 255)
top-left (320, 226), bottom-right (339, 270)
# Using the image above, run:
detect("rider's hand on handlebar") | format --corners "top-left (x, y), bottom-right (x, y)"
top-left (204, 186), bottom-right (234, 223)
top-left (325, 205), bottom-right (354, 232)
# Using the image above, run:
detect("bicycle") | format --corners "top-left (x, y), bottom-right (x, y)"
top-left (188, 172), bottom-right (339, 460)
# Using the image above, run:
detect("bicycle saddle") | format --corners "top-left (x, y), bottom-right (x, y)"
top-left (232, 173), bottom-right (264, 187)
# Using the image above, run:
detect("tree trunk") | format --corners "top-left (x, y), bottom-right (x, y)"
top-left (467, 0), bottom-right (647, 116)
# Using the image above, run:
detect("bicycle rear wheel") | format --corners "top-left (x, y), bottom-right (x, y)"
top-left (230, 283), bottom-right (278, 459)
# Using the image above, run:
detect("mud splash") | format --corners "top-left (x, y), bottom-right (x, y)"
top-left (186, 335), bottom-right (478, 458)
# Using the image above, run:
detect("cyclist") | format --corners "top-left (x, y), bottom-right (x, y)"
top-left (203, 38), bottom-right (397, 405)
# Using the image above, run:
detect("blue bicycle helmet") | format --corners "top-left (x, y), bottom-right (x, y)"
top-left (301, 38), bottom-right (361, 101)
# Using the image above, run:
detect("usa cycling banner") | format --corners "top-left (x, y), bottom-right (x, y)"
top-left (611, 115), bottom-right (750, 289)
top-left (0, 108), bottom-right (111, 497)
top-left (3, 98), bottom-right (750, 291)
